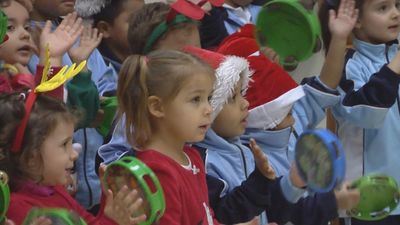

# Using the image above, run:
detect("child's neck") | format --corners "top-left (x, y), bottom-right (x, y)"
top-left (30, 11), bottom-right (57, 22)
top-left (145, 134), bottom-right (188, 165)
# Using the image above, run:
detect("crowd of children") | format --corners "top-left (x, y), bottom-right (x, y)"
top-left (1, 0), bottom-right (399, 224)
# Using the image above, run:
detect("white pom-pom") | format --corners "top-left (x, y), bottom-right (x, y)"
top-left (74, 0), bottom-right (109, 18)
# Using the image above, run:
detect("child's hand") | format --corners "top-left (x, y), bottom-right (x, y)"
top-left (39, 12), bottom-right (83, 66)
top-left (260, 47), bottom-right (280, 65)
top-left (289, 163), bottom-right (306, 188)
top-left (104, 186), bottom-right (147, 225)
top-left (249, 138), bottom-right (276, 180)
top-left (69, 27), bottom-right (103, 65)
top-left (328, 0), bottom-right (358, 40)
top-left (334, 181), bottom-right (360, 210)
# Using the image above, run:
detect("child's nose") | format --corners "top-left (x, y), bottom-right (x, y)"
top-left (241, 96), bottom-right (249, 110)
top-left (70, 146), bottom-right (79, 161)
top-left (19, 28), bottom-right (30, 40)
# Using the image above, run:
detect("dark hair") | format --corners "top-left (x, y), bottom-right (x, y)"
top-left (92, 0), bottom-right (128, 25)
top-left (0, 93), bottom-right (78, 190)
top-left (117, 50), bottom-right (214, 148)
top-left (127, 2), bottom-right (197, 54)
top-left (318, 0), bottom-right (363, 52)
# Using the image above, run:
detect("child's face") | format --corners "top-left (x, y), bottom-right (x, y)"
top-left (212, 78), bottom-right (250, 139)
top-left (32, 0), bottom-right (75, 20)
top-left (102, 0), bottom-right (144, 61)
top-left (355, 0), bottom-right (400, 44)
top-left (155, 23), bottom-right (200, 52)
top-left (271, 112), bottom-right (295, 130)
top-left (39, 119), bottom-right (78, 186)
top-left (160, 72), bottom-right (214, 143)
top-left (0, 1), bottom-right (33, 65)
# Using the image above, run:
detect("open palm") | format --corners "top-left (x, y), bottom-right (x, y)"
top-left (69, 27), bottom-right (103, 64)
top-left (329, 0), bottom-right (359, 40)
top-left (39, 12), bottom-right (83, 59)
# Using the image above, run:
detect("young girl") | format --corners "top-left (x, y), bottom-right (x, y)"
top-left (0, 91), bottom-right (147, 225)
top-left (319, 1), bottom-right (400, 224)
top-left (116, 49), bottom-right (220, 225)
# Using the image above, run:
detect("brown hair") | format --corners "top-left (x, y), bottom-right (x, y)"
top-left (0, 93), bottom-right (78, 190)
top-left (127, 2), bottom-right (197, 54)
top-left (318, 0), bottom-right (363, 53)
top-left (117, 50), bottom-right (214, 148)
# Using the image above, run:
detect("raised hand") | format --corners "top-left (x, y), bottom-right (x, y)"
top-left (329, 0), bottom-right (359, 40)
top-left (334, 181), bottom-right (360, 210)
top-left (260, 47), bottom-right (280, 65)
top-left (249, 138), bottom-right (276, 180)
top-left (99, 164), bottom-right (147, 225)
top-left (69, 27), bottom-right (103, 65)
top-left (39, 12), bottom-right (84, 66)
top-left (104, 186), bottom-right (147, 225)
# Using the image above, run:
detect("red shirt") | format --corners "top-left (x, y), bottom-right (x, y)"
top-left (8, 183), bottom-right (116, 225)
top-left (137, 146), bottom-right (220, 225)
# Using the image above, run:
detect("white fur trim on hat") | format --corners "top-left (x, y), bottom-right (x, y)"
top-left (211, 56), bottom-right (252, 120)
top-left (247, 86), bottom-right (305, 130)
top-left (75, 0), bottom-right (109, 18)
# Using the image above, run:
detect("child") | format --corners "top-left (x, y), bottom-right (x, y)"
top-left (199, 0), bottom-right (261, 49)
top-left (116, 49), bottom-right (221, 225)
top-left (29, 0), bottom-right (115, 210)
top-left (0, 90), bottom-right (147, 224)
top-left (188, 44), bottom-right (359, 225)
top-left (75, 0), bottom-right (145, 95)
top-left (319, 0), bottom-right (400, 224)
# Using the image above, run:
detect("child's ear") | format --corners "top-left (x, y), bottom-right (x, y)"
top-left (147, 96), bottom-right (165, 118)
top-left (96, 21), bottom-right (111, 38)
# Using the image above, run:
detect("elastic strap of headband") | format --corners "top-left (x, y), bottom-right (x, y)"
top-left (143, 12), bottom-right (192, 54)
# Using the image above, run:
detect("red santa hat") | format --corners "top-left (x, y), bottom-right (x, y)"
top-left (217, 26), bottom-right (305, 129)
top-left (183, 46), bottom-right (252, 120)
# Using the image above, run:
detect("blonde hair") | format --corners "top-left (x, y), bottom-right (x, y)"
top-left (117, 50), bottom-right (214, 148)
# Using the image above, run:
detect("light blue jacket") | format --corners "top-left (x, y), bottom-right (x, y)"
top-left (241, 77), bottom-right (341, 177)
top-left (332, 38), bottom-right (400, 215)
top-left (195, 129), bottom-right (306, 225)
top-left (223, 4), bottom-right (261, 35)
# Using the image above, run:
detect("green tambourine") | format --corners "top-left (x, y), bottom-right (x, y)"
top-left (103, 156), bottom-right (165, 225)
top-left (349, 175), bottom-right (400, 221)
top-left (0, 171), bottom-right (10, 224)
top-left (255, 0), bottom-right (321, 71)
top-left (22, 208), bottom-right (87, 225)
top-left (0, 10), bottom-right (7, 44)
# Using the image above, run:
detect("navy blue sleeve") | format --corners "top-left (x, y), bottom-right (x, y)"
top-left (341, 65), bottom-right (400, 107)
top-left (278, 191), bottom-right (338, 225)
top-left (199, 7), bottom-right (229, 49)
top-left (208, 170), bottom-right (278, 224)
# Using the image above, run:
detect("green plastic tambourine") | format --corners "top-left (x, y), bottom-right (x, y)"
top-left (256, 0), bottom-right (321, 71)
top-left (349, 175), bottom-right (400, 221)
top-left (103, 156), bottom-right (165, 225)
top-left (22, 208), bottom-right (87, 225)
top-left (0, 171), bottom-right (10, 223)
top-left (0, 10), bottom-right (7, 44)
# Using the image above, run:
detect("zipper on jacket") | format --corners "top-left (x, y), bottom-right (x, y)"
top-left (385, 44), bottom-right (390, 63)
top-left (234, 144), bottom-right (248, 178)
top-left (83, 128), bottom-right (93, 206)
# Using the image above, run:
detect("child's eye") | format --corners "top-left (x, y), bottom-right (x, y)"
top-left (378, 5), bottom-right (387, 11)
top-left (228, 94), bottom-right (237, 103)
top-left (24, 25), bottom-right (31, 32)
top-left (207, 95), bottom-right (213, 103)
top-left (396, 1), bottom-right (400, 9)
top-left (191, 96), bottom-right (201, 103)
top-left (7, 25), bottom-right (15, 32)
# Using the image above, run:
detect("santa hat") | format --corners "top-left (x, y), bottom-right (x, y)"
top-left (183, 46), bottom-right (252, 120)
top-left (74, 0), bottom-right (109, 18)
top-left (217, 27), bottom-right (305, 130)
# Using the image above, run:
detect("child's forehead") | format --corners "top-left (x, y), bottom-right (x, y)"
top-left (1, 2), bottom-right (29, 22)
